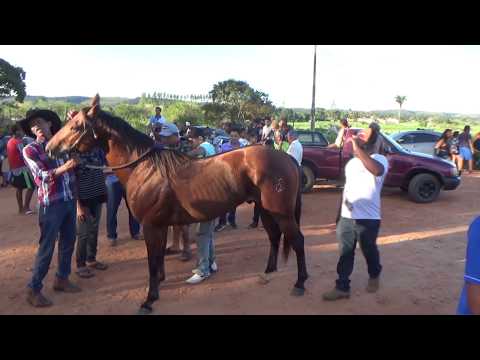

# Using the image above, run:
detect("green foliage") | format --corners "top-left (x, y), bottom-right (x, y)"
top-left (0, 58), bottom-right (27, 102)
top-left (395, 95), bottom-right (407, 108)
top-left (205, 79), bottom-right (275, 126)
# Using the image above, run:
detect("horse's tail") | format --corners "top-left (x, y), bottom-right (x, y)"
top-left (283, 163), bottom-right (303, 261)
top-left (282, 233), bottom-right (291, 261)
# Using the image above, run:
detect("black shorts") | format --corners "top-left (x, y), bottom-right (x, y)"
top-left (10, 170), bottom-right (34, 190)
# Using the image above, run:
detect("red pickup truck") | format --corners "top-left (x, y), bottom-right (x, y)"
top-left (298, 129), bottom-right (461, 203)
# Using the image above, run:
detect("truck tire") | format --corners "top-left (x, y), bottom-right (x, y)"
top-left (408, 173), bottom-right (441, 203)
top-left (302, 165), bottom-right (315, 193)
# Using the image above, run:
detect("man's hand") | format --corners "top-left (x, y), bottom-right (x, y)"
top-left (64, 155), bottom-right (81, 171)
top-left (77, 204), bottom-right (89, 223)
top-left (54, 155), bottom-right (81, 177)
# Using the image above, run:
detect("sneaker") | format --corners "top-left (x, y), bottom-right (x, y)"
top-left (229, 223), bottom-right (238, 230)
top-left (186, 273), bottom-right (209, 284)
top-left (322, 288), bottom-right (350, 301)
top-left (214, 224), bottom-right (227, 232)
top-left (366, 277), bottom-right (380, 293)
top-left (210, 262), bottom-right (218, 273)
top-left (26, 289), bottom-right (53, 308)
top-left (248, 222), bottom-right (258, 229)
top-left (132, 234), bottom-right (144, 240)
top-left (109, 238), bottom-right (118, 247)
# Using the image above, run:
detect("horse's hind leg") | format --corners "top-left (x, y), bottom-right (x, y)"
top-left (277, 217), bottom-right (308, 296)
top-left (138, 224), bottom-right (168, 315)
top-left (260, 208), bottom-right (282, 274)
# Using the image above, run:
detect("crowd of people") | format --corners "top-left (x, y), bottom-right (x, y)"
top-left (434, 126), bottom-right (480, 174)
top-left (0, 106), bottom-right (478, 315)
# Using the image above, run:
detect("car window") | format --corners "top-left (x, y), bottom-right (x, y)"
top-left (412, 133), bottom-right (439, 143)
top-left (298, 133), bottom-right (313, 145)
top-left (313, 133), bottom-right (328, 146)
top-left (397, 134), bottom-right (414, 144)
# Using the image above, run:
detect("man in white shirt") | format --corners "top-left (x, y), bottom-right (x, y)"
top-left (323, 122), bottom-right (389, 301)
top-left (287, 129), bottom-right (303, 166)
top-left (261, 116), bottom-right (273, 142)
top-left (148, 107), bottom-right (166, 137)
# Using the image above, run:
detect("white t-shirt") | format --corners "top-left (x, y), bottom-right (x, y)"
top-left (287, 139), bottom-right (303, 166)
top-left (262, 125), bottom-right (273, 140)
top-left (341, 154), bottom-right (389, 220)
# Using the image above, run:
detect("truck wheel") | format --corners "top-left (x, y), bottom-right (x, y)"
top-left (408, 173), bottom-right (441, 203)
top-left (302, 166), bottom-right (315, 193)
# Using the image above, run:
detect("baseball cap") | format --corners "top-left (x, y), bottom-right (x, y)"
top-left (158, 122), bottom-right (179, 137)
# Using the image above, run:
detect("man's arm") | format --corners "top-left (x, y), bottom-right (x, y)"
top-left (351, 137), bottom-right (384, 176)
top-left (23, 145), bottom-right (79, 184)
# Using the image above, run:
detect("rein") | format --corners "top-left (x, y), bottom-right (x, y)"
top-left (84, 145), bottom-right (158, 172)
top-left (72, 113), bottom-right (161, 172)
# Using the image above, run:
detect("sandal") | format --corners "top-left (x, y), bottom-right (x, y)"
top-left (76, 267), bottom-right (95, 278)
top-left (87, 261), bottom-right (108, 271)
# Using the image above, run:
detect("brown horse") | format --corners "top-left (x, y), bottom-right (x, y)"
top-left (46, 95), bottom-right (308, 314)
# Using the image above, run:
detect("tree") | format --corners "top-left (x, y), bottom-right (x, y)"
top-left (205, 79), bottom-right (275, 126)
top-left (395, 95), bottom-right (407, 122)
top-left (0, 58), bottom-right (27, 102)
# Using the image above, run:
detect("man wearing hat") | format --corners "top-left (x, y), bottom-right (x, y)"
top-left (155, 122), bottom-right (192, 261)
top-left (20, 109), bottom-right (81, 307)
top-left (156, 122), bottom-right (180, 147)
top-left (323, 122), bottom-right (388, 301)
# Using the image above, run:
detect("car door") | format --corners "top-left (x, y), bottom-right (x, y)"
top-left (413, 133), bottom-right (439, 156)
top-left (395, 134), bottom-right (415, 152)
top-left (301, 131), bottom-right (342, 179)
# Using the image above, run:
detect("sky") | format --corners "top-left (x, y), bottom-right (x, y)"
top-left (1, 45), bottom-right (480, 114)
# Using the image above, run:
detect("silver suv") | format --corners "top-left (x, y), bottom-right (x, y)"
top-left (390, 130), bottom-right (441, 156)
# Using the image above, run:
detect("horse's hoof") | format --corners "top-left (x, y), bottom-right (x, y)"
top-left (291, 287), bottom-right (305, 297)
top-left (258, 273), bottom-right (271, 285)
top-left (137, 306), bottom-right (152, 315)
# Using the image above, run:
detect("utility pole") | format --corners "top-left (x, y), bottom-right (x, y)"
top-left (310, 45), bottom-right (317, 131)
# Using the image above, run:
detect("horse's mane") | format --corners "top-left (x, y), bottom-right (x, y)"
top-left (149, 148), bottom-right (193, 180)
top-left (95, 109), bottom-right (193, 178)
top-left (96, 110), bottom-right (154, 153)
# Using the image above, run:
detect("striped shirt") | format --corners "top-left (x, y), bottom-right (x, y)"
top-left (23, 140), bottom-right (76, 207)
top-left (76, 147), bottom-right (107, 201)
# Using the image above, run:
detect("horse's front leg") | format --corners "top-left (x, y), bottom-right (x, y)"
top-left (138, 224), bottom-right (168, 315)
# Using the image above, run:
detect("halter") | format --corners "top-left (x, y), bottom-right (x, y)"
top-left (71, 113), bottom-right (159, 172)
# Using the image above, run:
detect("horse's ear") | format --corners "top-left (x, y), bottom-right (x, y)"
top-left (91, 94), bottom-right (100, 107)
top-left (87, 104), bottom-right (99, 118)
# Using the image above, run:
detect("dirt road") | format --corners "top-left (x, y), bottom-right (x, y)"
top-left (1, 174), bottom-right (477, 315)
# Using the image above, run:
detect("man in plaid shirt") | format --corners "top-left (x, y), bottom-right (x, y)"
top-left (20, 109), bottom-right (81, 308)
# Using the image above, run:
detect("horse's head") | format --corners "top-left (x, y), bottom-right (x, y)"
top-left (46, 94), bottom-right (103, 157)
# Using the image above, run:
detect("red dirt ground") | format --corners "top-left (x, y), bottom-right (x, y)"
top-left (1, 174), bottom-right (478, 315)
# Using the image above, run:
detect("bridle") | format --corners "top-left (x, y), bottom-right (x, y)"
top-left (70, 112), bottom-right (158, 172)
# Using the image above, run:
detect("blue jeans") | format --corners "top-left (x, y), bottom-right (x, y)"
top-left (195, 220), bottom-right (216, 276)
top-left (106, 180), bottom-right (140, 239)
top-left (218, 208), bottom-right (237, 226)
top-left (76, 201), bottom-right (102, 267)
top-left (335, 217), bottom-right (382, 291)
top-left (28, 200), bottom-right (77, 292)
